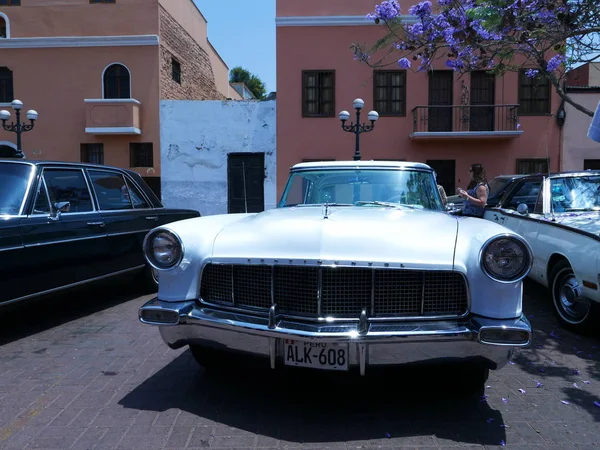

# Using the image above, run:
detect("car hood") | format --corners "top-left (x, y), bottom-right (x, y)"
top-left (552, 212), bottom-right (600, 236)
top-left (211, 206), bottom-right (459, 270)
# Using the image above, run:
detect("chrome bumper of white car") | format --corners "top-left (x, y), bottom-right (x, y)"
top-left (139, 298), bottom-right (532, 375)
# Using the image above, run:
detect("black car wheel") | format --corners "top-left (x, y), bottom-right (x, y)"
top-left (550, 260), bottom-right (598, 334)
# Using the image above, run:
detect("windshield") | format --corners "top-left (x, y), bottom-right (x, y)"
top-left (550, 175), bottom-right (600, 212)
top-left (278, 168), bottom-right (444, 211)
top-left (0, 162), bottom-right (34, 216)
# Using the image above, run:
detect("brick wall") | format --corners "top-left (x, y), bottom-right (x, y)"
top-left (158, 6), bottom-right (224, 100)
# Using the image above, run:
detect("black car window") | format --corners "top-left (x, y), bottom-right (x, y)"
top-left (88, 170), bottom-right (134, 211)
top-left (43, 169), bottom-right (93, 213)
top-left (32, 179), bottom-right (51, 215)
top-left (125, 178), bottom-right (150, 209)
top-left (503, 180), bottom-right (542, 211)
top-left (0, 162), bottom-right (33, 216)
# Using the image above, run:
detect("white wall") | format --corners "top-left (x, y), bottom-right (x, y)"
top-left (160, 100), bottom-right (276, 215)
top-left (562, 92), bottom-right (600, 171)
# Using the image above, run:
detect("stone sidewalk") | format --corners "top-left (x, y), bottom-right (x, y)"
top-left (0, 278), bottom-right (598, 450)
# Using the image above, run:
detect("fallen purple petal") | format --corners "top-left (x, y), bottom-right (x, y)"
top-left (385, 432), bottom-right (391, 438)
top-left (500, 424), bottom-right (510, 429)
top-left (536, 344), bottom-right (543, 349)
top-left (561, 400), bottom-right (570, 405)
top-left (573, 383), bottom-right (580, 389)
top-left (486, 418), bottom-right (495, 423)
top-left (534, 380), bottom-right (543, 388)
top-left (481, 395), bottom-right (488, 402)
top-left (584, 380), bottom-right (591, 384)
top-left (508, 361), bottom-right (515, 365)
top-left (540, 368), bottom-right (546, 373)
top-left (502, 397), bottom-right (508, 403)
top-left (577, 350), bottom-right (584, 355)
top-left (518, 389), bottom-right (526, 394)
top-left (550, 331), bottom-right (559, 338)
top-left (593, 401), bottom-right (600, 408)
top-left (573, 370), bottom-right (581, 375)
top-left (500, 440), bottom-right (506, 446)
top-left (486, 385), bottom-right (492, 389)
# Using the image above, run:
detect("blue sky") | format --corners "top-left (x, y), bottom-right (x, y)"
top-left (194, 0), bottom-right (276, 94)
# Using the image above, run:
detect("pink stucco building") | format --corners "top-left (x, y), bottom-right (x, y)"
top-left (0, 0), bottom-right (241, 197)
top-left (276, 0), bottom-right (563, 197)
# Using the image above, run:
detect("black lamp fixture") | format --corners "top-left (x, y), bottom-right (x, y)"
top-left (338, 98), bottom-right (379, 161)
top-left (0, 99), bottom-right (39, 159)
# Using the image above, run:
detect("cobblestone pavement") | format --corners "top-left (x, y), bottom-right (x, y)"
top-left (0, 277), bottom-right (598, 450)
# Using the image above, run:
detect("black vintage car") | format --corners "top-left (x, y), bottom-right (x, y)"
top-left (0, 159), bottom-right (200, 305)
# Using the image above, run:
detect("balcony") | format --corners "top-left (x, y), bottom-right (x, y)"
top-left (84, 99), bottom-right (142, 135)
top-left (410, 104), bottom-right (523, 139)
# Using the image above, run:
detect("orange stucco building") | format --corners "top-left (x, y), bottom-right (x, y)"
top-left (276, 0), bottom-right (563, 197)
top-left (0, 0), bottom-right (241, 196)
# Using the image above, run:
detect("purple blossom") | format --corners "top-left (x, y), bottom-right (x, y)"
top-left (367, 1), bottom-right (401, 21)
top-left (408, 1), bottom-right (433, 18)
top-left (398, 57), bottom-right (412, 69)
top-left (594, 401), bottom-right (600, 408)
top-left (547, 54), bottom-right (566, 72)
top-left (525, 69), bottom-right (540, 78)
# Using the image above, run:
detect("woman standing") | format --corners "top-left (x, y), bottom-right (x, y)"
top-left (457, 163), bottom-right (489, 217)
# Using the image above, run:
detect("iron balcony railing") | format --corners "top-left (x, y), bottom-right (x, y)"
top-left (412, 104), bottom-right (520, 134)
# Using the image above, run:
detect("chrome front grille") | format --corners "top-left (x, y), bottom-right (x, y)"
top-left (200, 264), bottom-right (469, 319)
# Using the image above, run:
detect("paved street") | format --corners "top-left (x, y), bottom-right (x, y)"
top-left (0, 277), bottom-right (598, 450)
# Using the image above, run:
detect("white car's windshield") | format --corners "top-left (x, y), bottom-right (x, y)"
top-left (551, 175), bottom-right (600, 212)
top-left (0, 162), bottom-right (33, 216)
top-left (278, 168), bottom-right (444, 211)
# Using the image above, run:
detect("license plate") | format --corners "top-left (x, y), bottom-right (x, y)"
top-left (283, 339), bottom-right (349, 371)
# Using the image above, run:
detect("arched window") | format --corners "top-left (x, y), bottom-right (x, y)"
top-left (103, 63), bottom-right (131, 99)
top-left (0, 13), bottom-right (9, 39)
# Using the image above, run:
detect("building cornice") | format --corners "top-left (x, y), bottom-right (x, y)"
top-left (0, 35), bottom-right (159, 49)
top-left (275, 15), bottom-right (417, 27)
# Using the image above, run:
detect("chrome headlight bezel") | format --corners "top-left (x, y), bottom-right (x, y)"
top-left (143, 228), bottom-right (184, 271)
top-left (479, 233), bottom-right (533, 284)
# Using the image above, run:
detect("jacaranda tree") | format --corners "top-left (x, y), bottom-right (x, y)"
top-left (352, 0), bottom-right (600, 116)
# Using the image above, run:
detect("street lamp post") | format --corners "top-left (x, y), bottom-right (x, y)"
top-left (0, 99), bottom-right (39, 159)
top-left (338, 98), bottom-right (379, 161)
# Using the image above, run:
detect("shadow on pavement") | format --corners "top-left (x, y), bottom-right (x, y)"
top-left (0, 274), bottom-right (147, 346)
top-left (516, 279), bottom-right (600, 420)
top-left (119, 352), bottom-right (508, 447)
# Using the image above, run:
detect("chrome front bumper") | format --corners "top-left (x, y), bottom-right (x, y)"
top-left (139, 298), bottom-right (532, 375)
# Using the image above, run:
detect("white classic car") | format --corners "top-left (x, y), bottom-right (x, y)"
top-left (483, 170), bottom-right (600, 333)
top-left (139, 161), bottom-right (533, 389)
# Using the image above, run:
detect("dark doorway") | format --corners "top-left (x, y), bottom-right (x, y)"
top-left (470, 71), bottom-right (495, 131)
top-left (583, 159), bottom-right (600, 170)
top-left (228, 153), bottom-right (265, 213)
top-left (428, 71), bottom-right (453, 132)
top-left (426, 159), bottom-right (456, 195)
top-left (0, 145), bottom-right (18, 158)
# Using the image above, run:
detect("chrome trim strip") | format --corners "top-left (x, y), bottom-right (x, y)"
top-left (107, 229), bottom-right (152, 237)
top-left (209, 258), bottom-right (455, 271)
top-left (0, 245), bottom-right (24, 253)
top-left (2, 265), bottom-right (145, 306)
top-left (22, 234), bottom-right (106, 248)
top-left (195, 299), bottom-right (470, 323)
top-left (317, 267), bottom-right (323, 316)
top-left (370, 271), bottom-right (375, 316)
top-left (420, 271), bottom-right (425, 315)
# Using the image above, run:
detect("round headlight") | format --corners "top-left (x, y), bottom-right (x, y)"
top-left (480, 235), bottom-right (532, 283)
top-left (144, 229), bottom-right (183, 270)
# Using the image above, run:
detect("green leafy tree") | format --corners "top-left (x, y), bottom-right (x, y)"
top-left (229, 66), bottom-right (267, 100)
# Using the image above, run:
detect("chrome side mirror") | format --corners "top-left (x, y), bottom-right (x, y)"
top-left (51, 201), bottom-right (70, 220)
top-left (517, 203), bottom-right (529, 215)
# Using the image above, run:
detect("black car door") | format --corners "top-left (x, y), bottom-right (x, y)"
top-left (19, 167), bottom-right (109, 299)
top-left (0, 162), bottom-right (34, 304)
top-left (86, 168), bottom-right (160, 273)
